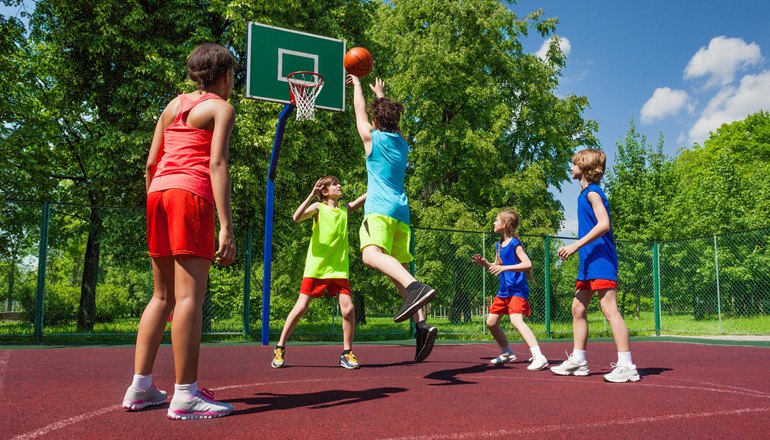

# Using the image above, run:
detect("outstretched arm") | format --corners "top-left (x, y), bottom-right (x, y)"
top-left (471, 254), bottom-right (492, 268)
top-left (344, 192), bottom-right (367, 213)
top-left (557, 191), bottom-right (611, 261)
top-left (293, 178), bottom-right (324, 222)
top-left (350, 74), bottom-right (378, 156)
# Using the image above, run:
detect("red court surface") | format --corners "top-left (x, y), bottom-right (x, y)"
top-left (1, 340), bottom-right (769, 439)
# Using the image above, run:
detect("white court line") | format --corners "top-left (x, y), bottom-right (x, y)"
top-left (379, 407), bottom-right (770, 440)
top-left (9, 373), bottom-right (770, 440)
top-left (11, 405), bottom-right (122, 440)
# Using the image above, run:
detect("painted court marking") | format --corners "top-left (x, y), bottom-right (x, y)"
top-left (381, 407), bottom-right (770, 440)
top-left (9, 372), bottom-right (770, 439)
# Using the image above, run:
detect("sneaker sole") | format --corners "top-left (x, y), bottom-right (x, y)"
top-left (122, 399), bottom-right (166, 411)
top-left (271, 362), bottom-right (284, 368)
top-left (414, 327), bottom-right (438, 363)
top-left (340, 361), bottom-right (360, 369)
top-left (550, 368), bottom-right (589, 376)
top-left (490, 357), bottom-right (516, 365)
top-left (393, 288), bottom-right (437, 323)
top-left (603, 374), bottom-right (641, 383)
top-left (527, 363), bottom-right (549, 371)
top-left (167, 410), bottom-right (233, 420)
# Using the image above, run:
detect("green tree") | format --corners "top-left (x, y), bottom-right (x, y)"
top-left (1, 0), bottom-right (233, 329)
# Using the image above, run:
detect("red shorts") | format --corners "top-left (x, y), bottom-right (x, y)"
top-left (489, 296), bottom-right (531, 316)
top-left (576, 279), bottom-right (618, 291)
top-left (147, 189), bottom-right (215, 260)
top-left (300, 278), bottom-right (352, 298)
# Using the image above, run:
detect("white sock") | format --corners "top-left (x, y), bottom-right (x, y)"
top-left (174, 381), bottom-right (199, 401)
top-left (571, 349), bottom-right (586, 364)
top-left (131, 374), bottom-right (152, 391)
top-left (529, 346), bottom-right (543, 358)
top-left (502, 345), bottom-right (513, 355)
top-left (618, 351), bottom-right (633, 367)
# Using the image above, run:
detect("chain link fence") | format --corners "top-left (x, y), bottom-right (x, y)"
top-left (1, 200), bottom-right (768, 342)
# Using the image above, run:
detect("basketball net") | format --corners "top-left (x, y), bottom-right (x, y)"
top-left (287, 71), bottom-right (325, 120)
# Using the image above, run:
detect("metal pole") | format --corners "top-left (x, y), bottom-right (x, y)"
top-left (34, 201), bottom-right (50, 343)
top-left (544, 235), bottom-right (551, 339)
top-left (243, 224), bottom-right (252, 340)
top-left (482, 232), bottom-right (486, 334)
top-left (261, 104), bottom-right (295, 346)
top-left (653, 242), bottom-right (661, 336)
top-left (714, 235), bottom-right (722, 333)
top-left (409, 225), bottom-right (416, 338)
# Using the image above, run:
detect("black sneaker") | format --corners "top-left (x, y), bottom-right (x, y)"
top-left (415, 324), bottom-right (438, 363)
top-left (394, 283), bottom-right (436, 323)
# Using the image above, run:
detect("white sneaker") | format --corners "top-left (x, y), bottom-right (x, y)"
top-left (167, 388), bottom-right (234, 420)
top-left (550, 356), bottom-right (589, 376)
top-left (603, 363), bottom-right (640, 383)
top-left (527, 355), bottom-right (549, 371)
top-left (490, 352), bottom-right (516, 365)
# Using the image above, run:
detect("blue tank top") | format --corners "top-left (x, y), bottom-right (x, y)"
top-left (576, 183), bottom-right (618, 281)
top-left (364, 130), bottom-right (410, 224)
top-left (496, 238), bottom-right (529, 299)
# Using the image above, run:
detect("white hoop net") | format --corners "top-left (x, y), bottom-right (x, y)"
top-left (288, 71), bottom-right (325, 120)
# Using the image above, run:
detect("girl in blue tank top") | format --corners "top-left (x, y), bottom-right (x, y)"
top-left (472, 210), bottom-right (549, 371)
top-left (551, 148), bottom-right (639, 383)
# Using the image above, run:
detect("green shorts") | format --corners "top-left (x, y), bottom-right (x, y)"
top-left (359, 213), bottom-right (413, 264)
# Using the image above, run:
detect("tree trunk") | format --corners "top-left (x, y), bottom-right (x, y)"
top-left (6, 259), bottom-right (15, 311)
top-left (77, 208), bottom-right (102, 330)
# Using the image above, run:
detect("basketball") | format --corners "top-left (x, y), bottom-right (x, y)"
top-left (344, 47), bottom-right (373, 78)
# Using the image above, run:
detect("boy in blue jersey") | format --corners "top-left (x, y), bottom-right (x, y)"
top-left (350, 74), bottom-right (438, 363)
top-left (550, 148), bottom-right (640, 383)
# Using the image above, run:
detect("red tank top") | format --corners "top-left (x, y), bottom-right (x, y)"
top-left (148, 93), bottom-right (224, 203)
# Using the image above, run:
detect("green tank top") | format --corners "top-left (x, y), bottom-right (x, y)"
top-left (303, 203), bottom-right (349, 279)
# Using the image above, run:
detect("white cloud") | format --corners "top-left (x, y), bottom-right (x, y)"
top-left (687, 70), bottom-right (770, 144)
top-left (684, 36), bottom-right (763, 88)
top-left (536, 37), bottom-right (572, 61)
top-left (640, 87), bottom-right (690, 123)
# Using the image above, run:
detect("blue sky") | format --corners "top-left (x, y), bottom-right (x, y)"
top-left (512, 0), bottom-right (770, 235)
top-left (4, 1), bottom-right (770, 236)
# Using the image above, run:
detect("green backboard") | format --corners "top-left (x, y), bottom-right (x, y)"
top-left (246, 22), bottom-right (346, 112)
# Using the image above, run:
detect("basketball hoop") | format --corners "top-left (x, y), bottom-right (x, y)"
top-left (287, 71), bottom-right (325, 120)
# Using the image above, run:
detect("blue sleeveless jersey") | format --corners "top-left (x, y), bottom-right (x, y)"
top-left (364, 130), bottom-right (410, 224)
top-left (577, 183), bottom-right (618, 281)
top-left (496, 238), bottom-right (529, 299)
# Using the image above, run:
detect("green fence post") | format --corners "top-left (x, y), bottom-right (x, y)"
top-left (653, 241), bottom-right (661, 336)
top-left (409, 225), bottom-right (416, 338)
top-left (544, 235), bottom-right (551, 339)
top-left (243, 224), bottom-right (252, 340)
top-left (34, 201), bottom-right (50, 343)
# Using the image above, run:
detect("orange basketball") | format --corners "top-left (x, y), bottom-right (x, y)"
top-left (344, 47), bottom-right (373, 78)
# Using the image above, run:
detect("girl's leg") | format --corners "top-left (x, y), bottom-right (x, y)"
top-left (598, 288), bottom-right (631, 352)
top-left (509, 313), bottom-right (538, 349)
top-left (134, 256), bottom-right (176, 375)
top-left (276, 294), bottom-right (313, 347)
top-left (486, 313), bottom-right (509, 348)
top-left (338, 294), bottom-right (355, 351)
top-left (170, 255), bottom-right (211, 385)
top-left (572, 290), bottom-right (594, 351)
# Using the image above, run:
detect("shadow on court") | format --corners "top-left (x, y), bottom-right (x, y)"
top-left (227, 387), bottom-right (408, 415)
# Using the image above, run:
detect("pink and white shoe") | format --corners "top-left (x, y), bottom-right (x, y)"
top-left (122, 384), bottom-right (168, 410)
top-left (167, 388), bottom-right (234, 420)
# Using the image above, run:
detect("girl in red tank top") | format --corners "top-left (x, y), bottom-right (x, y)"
top-left (123, 43), bottom-right (238, 420)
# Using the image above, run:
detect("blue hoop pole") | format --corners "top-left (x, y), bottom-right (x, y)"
top-left (262, 103), bottom-right (295, 345)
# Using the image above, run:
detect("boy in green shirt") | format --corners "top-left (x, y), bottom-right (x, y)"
top-left (272, 176), bottom-right (366, 369)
